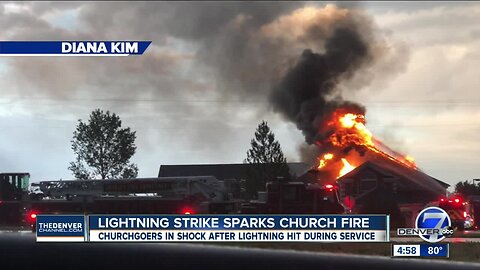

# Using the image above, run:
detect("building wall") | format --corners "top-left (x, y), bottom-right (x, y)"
top-left (399, 203), bottom-right (425, 227)
top-left (337, 168), bottom-right (398, 206)
top-left (336, 166), bottom-right (444, 228)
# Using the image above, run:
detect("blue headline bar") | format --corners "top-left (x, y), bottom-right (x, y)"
top-left (88, 215), bottom-right (388, 230)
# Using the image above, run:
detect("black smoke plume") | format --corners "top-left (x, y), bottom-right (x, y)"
top-left (269, 11), bottom-right (380, 161)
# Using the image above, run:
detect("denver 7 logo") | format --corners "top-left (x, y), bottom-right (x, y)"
top-left (416, 207), bottom-right (452, 243)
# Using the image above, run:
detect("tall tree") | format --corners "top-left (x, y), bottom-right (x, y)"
top-left (244, 121), bottom-right (290, 198)
top-left (69, 109), bottom-right (138, 180)
top-left (454, 180), bottom-right (480, 197)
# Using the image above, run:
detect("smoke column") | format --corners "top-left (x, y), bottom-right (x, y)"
top-left (268, 6), bottom-right (385, 162)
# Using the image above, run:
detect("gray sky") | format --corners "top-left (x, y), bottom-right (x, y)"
top-left (0, 2), bottom-right (479, 189)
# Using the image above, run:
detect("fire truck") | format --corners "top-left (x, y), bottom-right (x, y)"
top-left (2, 172), bottom-right (346, 231)
top-left (466, 195), bottom-right (480, 230)
top-left (240, 179), bottom-right (345, 214)
top-left (426, 194), bottom-right (474, 231)
top-left (0, 173), bottom-right (30, 228)
top-left (22, 176), bottom-right (239, 231)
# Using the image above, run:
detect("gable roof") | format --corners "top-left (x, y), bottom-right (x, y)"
top-left (337, 156), bottom-right (448, 196)
top-left (158, 162), bottom-right (310, 180)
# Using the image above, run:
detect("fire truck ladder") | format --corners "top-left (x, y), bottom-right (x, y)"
top-left (35, 176), bottom-right (229, 202)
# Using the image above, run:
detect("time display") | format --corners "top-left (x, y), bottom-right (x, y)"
top-left (392, 244), bottom-right (420, 256)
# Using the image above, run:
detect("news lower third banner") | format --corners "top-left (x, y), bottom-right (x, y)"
top-left (36, 215), bottom-right (389, 243)
top-left (0, 41), bottom-right (151, 56)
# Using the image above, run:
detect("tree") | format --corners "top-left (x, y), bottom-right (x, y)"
top-left (454, 180), bottom-right (480, 197)
top-left (244, 121), bottom-right (290, 197)
top-left (68, 109), bottom-right (138, 180)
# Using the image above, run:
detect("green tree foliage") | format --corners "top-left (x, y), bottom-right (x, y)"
top-left (244, 121), bottom-right (290, 197)
top-left (454, 180), bottom-right (480, 197)
top-left (68, 109), bottom-right (138, 180)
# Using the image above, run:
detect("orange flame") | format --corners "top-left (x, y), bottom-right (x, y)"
top-left (317, 153), bottom-right (334, 169)
top-left (338, 158), bottom-right (355, 178)
top-left (317, 111), bottom-right (417, 180)
top-left (331, 113), bottom-right (374, 147)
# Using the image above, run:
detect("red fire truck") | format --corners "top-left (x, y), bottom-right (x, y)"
top-left (2, 173), bottom-right (346, 231)
top-left (22, 176), bottom-right (239, 231)
top-left (240, 180), bottom-right (345, 214)
top-left (426, 194), bottom-right (474, 231)
top-left (0, 173), bottom-right (30, 228)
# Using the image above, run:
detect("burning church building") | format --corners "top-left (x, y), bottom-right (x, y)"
top-left (156, 5), bottom-right (448, 226)
top-left (295, 111), bottom-right (449, 227)
top-left (263, 6), bottom-right (449, 227)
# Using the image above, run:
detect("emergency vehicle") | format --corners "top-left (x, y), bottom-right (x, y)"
top-left (0, 173), bottom-right (30, 228)
top-left (3, 173), bottom-right (346, 231)
top-left (23, 176), bottom-right (239, 231)
top-left (426, 194), bottom-right (474, 231)
top-left (241, 179), bottom-right (345, 214)
top-left (467, 195), bottom-right (480, 230)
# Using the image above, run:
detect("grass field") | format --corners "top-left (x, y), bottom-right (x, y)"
top-left (213, 242), bottom-right (480, 263)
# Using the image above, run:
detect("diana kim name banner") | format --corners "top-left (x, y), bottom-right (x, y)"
top-left (36, 215), bottom-right (389, 243)
top-left (0, 41), bottom-right (151, 56)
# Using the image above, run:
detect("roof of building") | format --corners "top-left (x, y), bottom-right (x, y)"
top-left (158, 162), bottom-right (310, 180)
top-left (337, 157), bottom-right (449, 196)
top-left (0, 173), bottom-right (30, 176)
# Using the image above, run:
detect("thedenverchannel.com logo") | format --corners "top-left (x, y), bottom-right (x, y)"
top-left (397, 207), bottom-right (454, 243)
top-left (36, 215), bottom-right (86, 242)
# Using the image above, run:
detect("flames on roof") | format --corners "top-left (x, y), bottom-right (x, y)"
top-left (305, 110), bottom-right (448, 196)
top-left (314, 111), bottom-right (418, 181)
